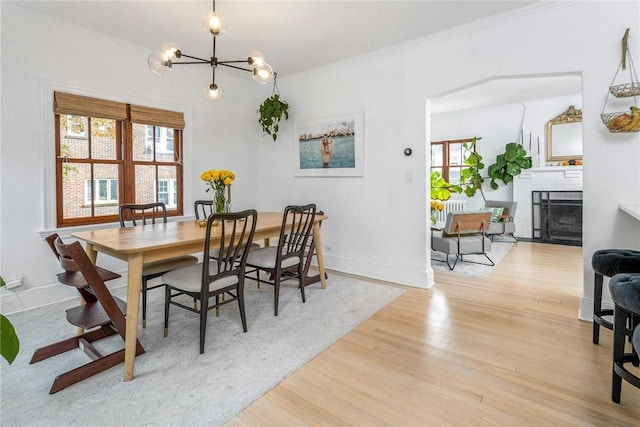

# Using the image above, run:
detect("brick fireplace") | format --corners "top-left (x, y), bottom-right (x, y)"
top-left (512, 167), bottom-right (583, 240)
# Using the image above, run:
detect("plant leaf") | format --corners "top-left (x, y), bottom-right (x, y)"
top-left (0, 314), bottom-right (19, 365)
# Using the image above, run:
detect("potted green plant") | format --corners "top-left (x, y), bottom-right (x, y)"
top-left (460, 137), bottom-right (532, 201)
top-left (0, 276), bottom-right (20, 365)
top-left (258, 73), bottom-right (289, 142)
top-left (430, 171), bottom-right (462, 224)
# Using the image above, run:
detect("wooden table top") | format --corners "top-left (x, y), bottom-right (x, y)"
top-left (71, 211), bottom-right (328, 254)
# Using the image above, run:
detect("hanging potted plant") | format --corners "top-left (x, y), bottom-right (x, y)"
top-left (258, 73), bottom-right (289, 142)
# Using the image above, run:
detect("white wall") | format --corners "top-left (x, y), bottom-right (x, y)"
top-left (258, 1), bottom-right (640, 315)
top-left (2, 2), bottom-right (640, 319)
top-left (0, 5), bottom-right (263, 312)
top-left (431, 102), bottom-right (525, 209)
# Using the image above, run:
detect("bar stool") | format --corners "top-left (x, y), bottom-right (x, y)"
top-left (608, 273), bottom-right (640, 403)
top-left (591, 249), bottom-right (640, 344)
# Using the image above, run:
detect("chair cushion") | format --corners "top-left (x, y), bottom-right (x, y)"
top-left (482, 207), bottom-right (504, 222)
top-left (161, 262), bottom-right (239, 294)
top-left (634, 326), bottom-right (640, 356)
top-left (592, 249), bottom-right (640, 277)
top-left (246, 246), bottom-right (300, 270)
top-left (608, 273), bottom-right (640, 315)
top-left (142, 255), bottom-right (198, 276)
top-left (432, 232), bottom-right (492, 255)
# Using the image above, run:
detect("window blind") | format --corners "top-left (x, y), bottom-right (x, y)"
top-left (129, 105), bottom-right (185, 130)
top-left (53, 92), bottom-right (128, 120)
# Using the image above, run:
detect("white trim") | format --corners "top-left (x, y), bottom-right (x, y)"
top-left (323, 253), bottom-right (430, 289)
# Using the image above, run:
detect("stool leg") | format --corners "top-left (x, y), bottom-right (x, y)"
top-left (593, 272), bottom-right (604, 344)
top-left (612, 304), bottom-right (627, 403)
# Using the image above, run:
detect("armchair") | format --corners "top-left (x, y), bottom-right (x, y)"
top-left (484, 200), bottom-right (518, 242)
top-left (431, 211), bottom-right (493, 271)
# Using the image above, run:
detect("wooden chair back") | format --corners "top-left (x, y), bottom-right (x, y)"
top-left (443, 211), bottom-right (492, 236)
top-left (194, 199), bottom-right (215, 220)
top-left (202, 209), bottom-right (258, 283)
top-left (278, 204), bottom-right (316, 265)
top-left (119, 202), bottom-right (167, 227)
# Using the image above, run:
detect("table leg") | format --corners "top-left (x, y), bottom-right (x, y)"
top-left (312, 222), bottom-right (327, 289)
top-left (124, 253), bottom-right (143, 381)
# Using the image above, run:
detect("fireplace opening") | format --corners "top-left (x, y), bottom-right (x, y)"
top-left (532, 191), bottom-right (582, 246)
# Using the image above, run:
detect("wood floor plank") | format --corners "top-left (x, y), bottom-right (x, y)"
top-left (227, 242), bottom-right (640, 426)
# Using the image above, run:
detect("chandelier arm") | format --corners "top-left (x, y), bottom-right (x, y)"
top-left (176, 53), bottom-right (211, 63)
top-left (173, 61), bottom-right (213, 65)
top-left (218, 63), bottom-right (252, 73)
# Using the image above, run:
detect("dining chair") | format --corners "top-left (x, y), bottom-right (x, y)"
top-left (162, 209), bottom-right (257, 354)
top-left (119, 202), bottom-right (198, 327)
top-left (31, 239), bottom-right (144, 394)
top-left (246, 204), bottom-right (316, 316)
top-left (194, 199), bottom-right (214, 219)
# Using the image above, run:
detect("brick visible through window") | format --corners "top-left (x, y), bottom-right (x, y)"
top-left (54, 92), bottom-right (184, 227)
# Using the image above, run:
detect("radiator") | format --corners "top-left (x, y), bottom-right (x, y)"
top-left (435, 199), bottom-right (466, 222)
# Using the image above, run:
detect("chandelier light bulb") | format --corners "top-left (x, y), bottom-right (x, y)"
top-left (148, 52), bottom-right (172, 76)
top-left (204, 12), bottom-right (226, 36)
top-left (204, 83), bottom-right (223, 100)
top-left (248, 51), bottom-right (265, 68)
top-left (160, 42), bottom-right (181, 60)
top-left (252, 63), bottom-right (274, 84)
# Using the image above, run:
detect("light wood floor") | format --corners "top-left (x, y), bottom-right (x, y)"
top-left (227, 242), bottom-right (640, 426)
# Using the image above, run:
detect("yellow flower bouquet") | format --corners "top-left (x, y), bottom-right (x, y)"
top-left (201, 169), bottom-right (235, 213)
top-left (430, 200), bottom-right (445, 224)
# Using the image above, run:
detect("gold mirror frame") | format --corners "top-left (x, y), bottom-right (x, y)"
top-left (545, 105), bottom-right (582, 162)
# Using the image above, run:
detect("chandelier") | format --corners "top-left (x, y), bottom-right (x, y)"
top-left (147, 0), bottom-right (274, 100)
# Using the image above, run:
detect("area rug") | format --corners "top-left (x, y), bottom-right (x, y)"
top-left (0, 275), bottom-right (404, 426)
top-left (431, 240), bottom-right (515, 277)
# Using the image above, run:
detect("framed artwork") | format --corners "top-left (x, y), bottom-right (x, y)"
top-left (294, 112), bottom-right (364, 177)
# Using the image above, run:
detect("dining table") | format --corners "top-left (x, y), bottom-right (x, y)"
top-left (71, 211), bottom-right (328, 381)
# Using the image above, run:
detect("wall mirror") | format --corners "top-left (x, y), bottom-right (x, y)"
top-left (545, 105), bottom-right (582, 162)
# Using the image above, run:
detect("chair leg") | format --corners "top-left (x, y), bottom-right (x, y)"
top-left (274, 274), bottom-right (281, 316)
top-left (142, 277), bottom-right (148, 329)
top-left (593, 272), bottom-right (604, 344)
top-left (298, 267), bottom-right (306, 303)
top-left (164, 286), bottom-right (170, 337)
top-left (238, 286), bottom-right (247, 332)
top-left (199, 298), bottom-right (208, 354)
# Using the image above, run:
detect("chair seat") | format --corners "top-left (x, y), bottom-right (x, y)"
top-left (57, 265), bottom-right (121, 288)
top-left (431, 232), bottom-right (492, 254)
top-left (142, 255), bottom-right (198, 276)
top-left (66, 297), bottom-right (127, 330)
top-left (246, 246), bottom-right (300, 270)
top-left (162, 262), bottom-right (239, 293)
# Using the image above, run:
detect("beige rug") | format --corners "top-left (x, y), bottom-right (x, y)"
top-left (0, 275), bottom-right (404, 426)
top-left (431, 240), bottom-right (515, 277)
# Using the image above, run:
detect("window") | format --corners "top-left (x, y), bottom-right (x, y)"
top-left (85, 178), bottom-right (119, 204)
top-left (157, 179), bottom-right (177, 208)
top-left (431, 138), bottom-right (474, 184)
top-left (54, 92), bottom-right (185, 227)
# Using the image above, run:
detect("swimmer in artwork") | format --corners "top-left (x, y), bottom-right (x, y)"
top-left (321, 134), bottom-right (333, 168)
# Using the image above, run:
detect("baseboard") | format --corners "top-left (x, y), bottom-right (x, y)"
top-left (322, 253), bottom-right (431, 289)
top-left (2, 255), bottom-right (430, 315)
top-left (0, 275), bottom-right (127, 315)
top-left (579, 295), bottom-right (613, 322)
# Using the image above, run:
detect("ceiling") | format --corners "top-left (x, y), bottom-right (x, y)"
top-left (9, 1), bottom-right (539, 77)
